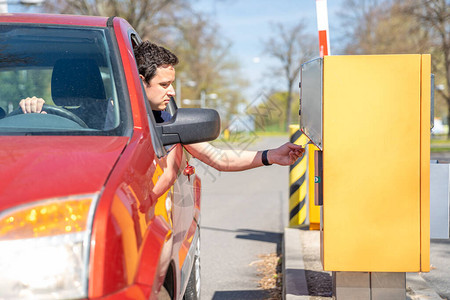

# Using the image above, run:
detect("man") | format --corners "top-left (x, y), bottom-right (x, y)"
top-left (19, 41), bottom-right (305, 170)
top-left (134, 41), bottom-right (304, 171)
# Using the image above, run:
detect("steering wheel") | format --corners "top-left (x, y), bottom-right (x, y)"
top-left (7, 104), bottom-right (88, 128)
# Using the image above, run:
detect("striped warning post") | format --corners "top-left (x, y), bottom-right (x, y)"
top-left (289, 125), bottom-right (309, 227)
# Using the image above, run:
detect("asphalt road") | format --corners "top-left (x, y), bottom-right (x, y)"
top-left (421, 239), bottom-right (450, 299)
top-left (425, 152), bottom-right (450, 299)
top-left (192, 135), bottom-right (291, 300)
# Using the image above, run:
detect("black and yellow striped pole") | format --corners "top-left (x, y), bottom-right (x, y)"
top-left (289, 125), bottom-right (309, 227)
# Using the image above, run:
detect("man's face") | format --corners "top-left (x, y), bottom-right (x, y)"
top-left (142, 65), bottom-right (175, 111)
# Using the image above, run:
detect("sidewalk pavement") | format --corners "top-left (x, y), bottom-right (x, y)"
top-left (283, 228), bottom-right (448, 300)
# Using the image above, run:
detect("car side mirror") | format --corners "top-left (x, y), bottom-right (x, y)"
top-left (156, 108), bottom-right (221, 146)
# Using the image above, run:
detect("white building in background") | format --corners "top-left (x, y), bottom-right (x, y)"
top-left (228, 114), bottom-right (255, 133)
top-left (432, 118), bottom-right (448, 135)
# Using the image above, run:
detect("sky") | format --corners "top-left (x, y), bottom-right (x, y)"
top-left (192, 0), bottom-right (346, 101)
top-left (6, 0), bottom-right (346, 102)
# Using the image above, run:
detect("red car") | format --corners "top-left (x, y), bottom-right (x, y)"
top-left (0, 13), bottom-right (219, 299)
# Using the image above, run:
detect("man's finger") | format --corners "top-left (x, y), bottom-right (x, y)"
top-left (19, 100), bottom-right (26, 113)
top-left (30, 101), bottom-right (37, 112)
top-left (288, 143), bottom-right (302, 150)
top-left (24, 98), bottom-right (32, 114)
top-left (37, 98), bottom-right (45, 112)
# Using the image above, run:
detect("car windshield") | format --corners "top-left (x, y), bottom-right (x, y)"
top-left (0, 24), bottom-right (131, 136)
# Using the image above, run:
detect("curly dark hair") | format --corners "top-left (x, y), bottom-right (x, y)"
top-left (133, 41), bottom-right (179, 83)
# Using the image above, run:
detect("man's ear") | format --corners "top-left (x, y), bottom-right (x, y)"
top-left (139, 74), bottom-right (147, 84)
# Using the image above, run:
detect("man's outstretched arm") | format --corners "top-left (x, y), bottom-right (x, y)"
top-left (184, 141), bottom-right (304, 172)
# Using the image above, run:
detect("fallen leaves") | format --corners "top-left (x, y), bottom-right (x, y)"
top-left (255, 253), bottom-right (283, 300)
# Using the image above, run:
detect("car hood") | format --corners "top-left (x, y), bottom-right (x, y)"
top-left (0, 136), bottom-right (129, 209)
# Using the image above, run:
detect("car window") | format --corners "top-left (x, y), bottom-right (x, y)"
top-left (129, 33), bottom-right (168, 158)
top-left (0, 25), bottom-right (131, 136)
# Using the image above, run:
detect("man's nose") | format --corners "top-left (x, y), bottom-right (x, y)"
top-left (168, 84), bottom-right (175, 96)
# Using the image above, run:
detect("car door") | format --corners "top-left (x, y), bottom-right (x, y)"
top-left (128, 32), bottom-right (199, 298)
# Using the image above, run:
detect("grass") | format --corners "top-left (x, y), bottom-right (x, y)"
top-left (431, 135), bottom-right (450, 152)
top-left (214, 127), bottom-right (290, 145)
top-left (253, 131), bottom-right (289, 137)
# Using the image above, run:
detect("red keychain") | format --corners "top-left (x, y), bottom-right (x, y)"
top-left (183, 160), bottom-right (195, 181)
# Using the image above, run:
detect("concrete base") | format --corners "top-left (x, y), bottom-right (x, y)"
top-left (333, 272), bottom-right (405, 300)
top-left (371, 272), bottom-right (406, 299)
top-left (333, 272), bottom-right (371, 300)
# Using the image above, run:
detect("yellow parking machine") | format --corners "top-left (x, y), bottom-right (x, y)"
top-left (300, 54), bottom-right (431, 299)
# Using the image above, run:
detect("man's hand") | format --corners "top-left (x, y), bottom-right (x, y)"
top-left (19, 97), bottom-right (46, 114)
top-left (268, 142), bottom-right (305, 166)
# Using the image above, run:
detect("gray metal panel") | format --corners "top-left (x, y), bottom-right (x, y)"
top-left (431, 74), bottom-right (435, 130)
top-left (300, 58), bottom-right (323, 150)
top-left (430, 162), bottom-right (450, 239)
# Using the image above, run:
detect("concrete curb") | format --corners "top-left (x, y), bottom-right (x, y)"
top-left (406, 273), bottom-right (443, 300)
top-left (283, 227), bottom-right (443, 300)
top-left (283, 227), bottom-right (310, 300)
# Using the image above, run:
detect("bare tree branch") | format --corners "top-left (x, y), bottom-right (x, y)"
top-left (262, 20), bottom-right (316, 131)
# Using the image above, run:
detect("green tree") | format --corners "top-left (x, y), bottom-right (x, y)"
top-left (246, 90), bottom-right (300, 133)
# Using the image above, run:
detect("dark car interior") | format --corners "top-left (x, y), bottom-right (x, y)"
top-left (0, 25), bottom-right (129, 135)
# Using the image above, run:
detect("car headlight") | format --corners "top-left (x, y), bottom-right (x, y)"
top-left (0, 194), bottom-right (99, 299)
